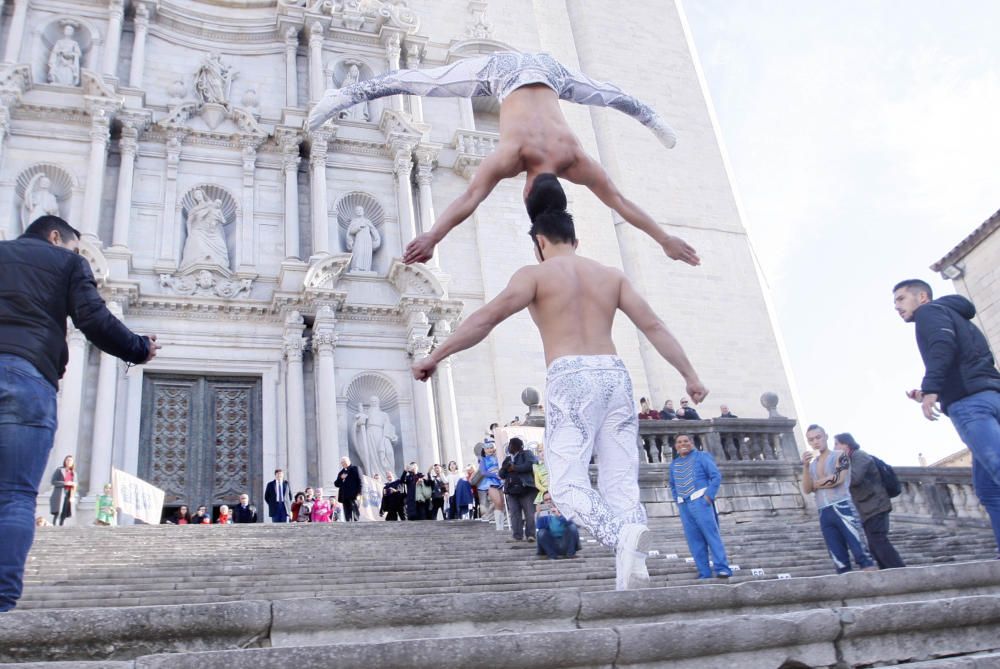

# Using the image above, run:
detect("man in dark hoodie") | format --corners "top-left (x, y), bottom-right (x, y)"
top-left (894, 279), bottom-right (1000, 553)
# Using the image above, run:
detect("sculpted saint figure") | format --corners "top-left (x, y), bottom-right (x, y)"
top-left (180, 190), bottom-right (229, 270)
top-left (194, 52), bottom-right (236, 106)
top-left (338, 64), bottom-right (370, 122)
top-left (345, 205), bottom-right (381, 273)
top-left (353, 396), bottom-right (397, 477)
top-left (48, 25), bottom-right (82, 86)
top-left (21, 175), bottom-right (61, 231)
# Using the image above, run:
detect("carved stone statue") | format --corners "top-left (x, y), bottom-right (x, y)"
top-left (21, 175), bottom-right (61, 230)
top-left (194, 52), bottom-right (236, 106)
top-left (345, 205), bottom-right (381, 273)
top-left (180, 189), bottom-right (230, 270)
top-left (353, 396), bottom-right (397, 477)
top-left (338, 64), bottom-right (370, 121)
top-left (48, 25), bottom-right (82, 86)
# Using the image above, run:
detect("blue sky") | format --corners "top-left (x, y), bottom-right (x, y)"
top-left (680, 1), bottom-right (1000, 464)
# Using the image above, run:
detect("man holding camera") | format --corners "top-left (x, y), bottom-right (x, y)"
top-left (500, 438), bottom-right (538, 542)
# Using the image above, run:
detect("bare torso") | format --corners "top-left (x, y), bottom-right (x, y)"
top-left (523, 254), bottom-right (624, 366)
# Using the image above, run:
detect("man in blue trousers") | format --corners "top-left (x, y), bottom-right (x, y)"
top-left (669, 434), bottom-right (732, 579)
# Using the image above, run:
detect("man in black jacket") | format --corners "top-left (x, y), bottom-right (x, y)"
top-left (264, 468), bottom-right (292, 523)
top-left (895, 279), bottom-right (1000, 553)
top-left (232, 493), bottom-right (258, 523)
top-left (335, 456), bottom-right (362, 522)
top-left (0, 216), bottom-right (159, 612)
top-left (500, 438), bottom-right (538, 542)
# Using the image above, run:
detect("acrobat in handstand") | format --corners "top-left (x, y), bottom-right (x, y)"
top-left (307, 51), bottom-right (699, 267)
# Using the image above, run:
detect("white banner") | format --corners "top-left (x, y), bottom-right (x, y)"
top-left (359, 475), bottom-right (384, 522)
top-left (111, 468), bottom-right (165, 525)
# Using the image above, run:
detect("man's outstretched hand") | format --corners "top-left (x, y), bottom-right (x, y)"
top-left (686, 379), bottom-right (709, 405)
top-left (412, 357), bottom-right (437, 382)
top-left (403, 233), bottom-right (437, 265)
top-left (143, 334), bottom-right (162, 363)
top-left (662, 235), bottom-right (700, 266)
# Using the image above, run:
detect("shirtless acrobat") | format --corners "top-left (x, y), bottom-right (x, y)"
top-left (411, 175), bottom-right (708, 590)
top-left (307, 52), bottom-right (700, 268)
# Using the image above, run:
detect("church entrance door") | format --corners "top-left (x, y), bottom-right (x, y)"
top-left (138, 374), bottom-right (262, 518)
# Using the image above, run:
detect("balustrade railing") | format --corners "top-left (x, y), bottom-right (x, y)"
top-left (893, 467), bottom-right (989, 525)
top-left (452, 129), bottom-right (499, 178)
top-left (637, 418), bottom-right (800, 464)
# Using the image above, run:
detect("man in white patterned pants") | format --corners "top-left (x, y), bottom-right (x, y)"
top-left (308, 51), bottom-right (700, 271)
top-left (412, 174), bottom-right (708, 590)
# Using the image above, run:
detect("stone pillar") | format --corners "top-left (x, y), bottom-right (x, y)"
top-left (0, 100), bottom-right (10, 170)
top-left (413, 146), bottom-right (439, 267)
top-left (111, 120), bottom-right (139, 248)
top-left (458, 98), bottom-right (476, 129)
top-left (237, 139), bottom-right (259, 272)
top-left (309, 129), bottom-right (331, 256)
top-left (392, 142), bottom-right (417, 245)
top-left (284, 27), bottom-right (299, 108)
top-left (383, 33), bottom-right (403, 112)
top-left (81, 108), bottom-right (113, 240)
top-left (155, 131), bottom-right (185, 269)
top-left (283, 311), bottom-right (308, 490)
top-left (53, 326), bottom-right (88, 465)
top-left (278, 130), bottom-right (302, 259)
top-left (3, 0), bottom-right (28, 63)
top-left (308, 22), bottom-right (324, 103)
top-left (313, 306), bottom-right (341, 489)
top-left (128, 3), bottom-right (150, 88)
top-left (88, 302), bottom-right (123, 496)
top-left (103, 0), bottom-right (125, 78)
top-left (404, 43), bottom-right (424, 122)
top-left (433, 319), bottom-right (463, 468)
top-left (406, 313), bottom-right (441, 469)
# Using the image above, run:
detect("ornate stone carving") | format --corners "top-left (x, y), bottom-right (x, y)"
top-left (336, 61), bottom-right (370, 122)
top-left (283, 336), bottom-right (306, 362)
top-left (134, 3), bottom-right (150, 29)
top-left (345, 205), bottom-right (381, 273)
top-left (194, 52), bottom-right (237, 107)
top-left (353, 395), bottom-right (397, 477)
top-left (393, 145), bottom-right (413, 176)
top-left (406, 334), bottom-right (434, 359)
top-left (312, 329), bottom-right (338, 351)
top-left (325, 0), bottom-right (419, 34)
top-left (20, 175), bottom-right (61, 229)
top-left (160, 269), bottom-right (253, 298)
top-left (48, 24), bottom-right (82, 86)
top-left (414, 146), bottom-right (436, 186)
top-left (180, 189), bottom-right (230, 271)
top-left (466, 1), bottom-right (493, 39)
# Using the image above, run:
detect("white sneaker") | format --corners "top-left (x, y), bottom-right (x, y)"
top-left (307, 89), bottom-right (353, 131)
top-left (615, 524), bottom-right (652, 591)
top-left (650, 118), bottom-right (678, 150)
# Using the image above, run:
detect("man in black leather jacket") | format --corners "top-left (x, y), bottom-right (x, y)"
top-left (0, 216), bottom-right (160, 612)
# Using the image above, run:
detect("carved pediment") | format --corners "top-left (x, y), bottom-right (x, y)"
top-left (78, 237), bottom-right (110, 286)
top-left (157, 101), bottom-right (268, 141)
top-left (160, 265), bottom-right (254, 299)
top-left (303, 253), bottom-right (353, 290)
top-left (446, 38), bottom-right (517, 63)
top-left (80, 70), bottom-right (118, 100)
top-left (314, 0), bottom-right (420, 34)
top-left (387, 260), bottom-right (444, 299)
top-left (379, 108), bottom-right (428, 143)
top-left (0, 64), bottom-right (32, 101)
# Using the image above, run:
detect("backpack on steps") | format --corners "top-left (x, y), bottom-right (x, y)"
top-left (872, 455), bottom-right (901, 498)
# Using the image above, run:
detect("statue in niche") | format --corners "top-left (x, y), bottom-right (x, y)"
top-left (180, 189), bottom-right (230, 270)
top-left (345, 205), bottom-right (381, 273)
top-left (48, 24), bottom-right (82, 86)
top-left (353, 396), bottom-right (397, 478)
top-left (194, 52), bottom-right (237, 107)
top-left (338, 64), bottom-right (370, 122)
top-left (20, 175), bottom-right (61, 230)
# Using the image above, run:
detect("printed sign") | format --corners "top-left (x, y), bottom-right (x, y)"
top-left (111, 468), bottom-right (165, 525)
top-left (751, 568), bottom-right (766, 576)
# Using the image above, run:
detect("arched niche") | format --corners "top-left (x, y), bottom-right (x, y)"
top-left (335, 191), bottom-right (386, 272)
top-left (178, 184), bottom-right (239, 273)
top-left (14, 163), bottom-right (76, 233)
top-left (32, 17), bottom-right (101, 86)
top-left (343, 372), bottom-right (402, 478)
top-left (327, 57), bottom-right (381, 123)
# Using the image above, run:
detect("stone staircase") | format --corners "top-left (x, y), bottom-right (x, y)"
top-left (1, 514), bottom-right (998, 667)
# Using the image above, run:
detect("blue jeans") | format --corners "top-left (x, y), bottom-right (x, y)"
top-left (819, 499), bottom-right (875, 573)
top-left (678, 497), bottom-right (731, 578)
top-left (0, 354), bottom-right (58, 612)
top-left (537, 524), bottom-right (580, 558)
top-left (948, 390), bottom-right (1000, 554)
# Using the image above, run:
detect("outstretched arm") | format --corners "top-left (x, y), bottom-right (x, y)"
top-left (617, 272), bottom-right (707, 402)
top-left (403, 146), bottom-right (521, 265)
top-left (568, 155), bottom-right (700, 266)
top-left (412, 267), bottom-right (537, 380)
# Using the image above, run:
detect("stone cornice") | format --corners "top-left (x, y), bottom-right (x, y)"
top-left (931, 208), bottom-right (1000, 274)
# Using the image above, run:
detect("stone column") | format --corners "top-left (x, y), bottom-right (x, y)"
top-left (128, 3), bottom-right (150, 88)
top-left (404, 43), bottom-right (424, 122)
top-left (413, 146), bottom-right (439, 267)
top-left (155, 130), bottom-right (185, 269)
top-left (88, 302), bottom-right (123, 496)
top-left (81, 108), bottom-right (113, 240)
top-left (313, 306), bottom-right (341, 489)
top-left (278, 130), bottom-right (302, 259)
top-left (0, 101), bottom-right (10, 171)
top-left (433, 319), bottom-right (463, 468)
top-left (53, 326), bottom-right (88, 465)
top-left (458, 98), bottom-right (476, 129)
top-left (283, 311), bottom-right (308, 490)
top-left (392, 142), bottom-right (418, 245)
top-left (406, 313), bottom-right (440, 469)
top-left (284, 27), bottom-right (299, 108)
top-left (309, 129), bottom-right (331, 256)
top-left (111, 120), bottom-right (139, 248)
top-left (237, 139), bottom-right (259, 272)
top-left (308, 22), bottom-right (324, 103)
top-left (102, 0), bottom-right (125, 78)
top-left (3, 0), bottom-right (28, 63)
top-left (383, 33), bottom-right (403, 112)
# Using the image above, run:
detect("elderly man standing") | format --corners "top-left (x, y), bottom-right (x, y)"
top-left (335, 456), bottom-right (362, 522)
top-left (0, 216), bottom-right (159, 612)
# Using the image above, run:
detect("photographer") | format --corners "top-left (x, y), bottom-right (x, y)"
top-left (500, 438), bottom-right (538, 542)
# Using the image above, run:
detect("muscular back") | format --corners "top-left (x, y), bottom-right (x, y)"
top-left (524, 254), bottom-right (624, 365)
top-left (500, 85), bottom-right (582, 183)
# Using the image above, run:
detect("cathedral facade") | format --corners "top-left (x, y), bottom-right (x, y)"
top-left (0, 0), bottom-right (798, 516)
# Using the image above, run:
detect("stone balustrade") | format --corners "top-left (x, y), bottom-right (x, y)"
top-left (637, 417), bottom-right (800, 463)
top-left (451, 128), bottom-right (499, 178)
top-left (893, 466), bottom-right (990, 526)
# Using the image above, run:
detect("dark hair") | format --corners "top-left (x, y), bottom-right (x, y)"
top-left (22, 215), bottom-right (81, 243)
top-left (834, 432), bottom-right (861, 451)
top-left (489, 423), bottom-right (499, 431)
top-left (640, 397), bottom-right (648, 403)
top-left (509, 437), bottom-right (524, 451)
top-left (274, 468), bottom-right (283, 474)
top-left (526, 174), bottom-right (576, 245)
top-left (892, 279), bottom-right (933, 300)
top-left (806, 424), bottom-right (825, 434)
